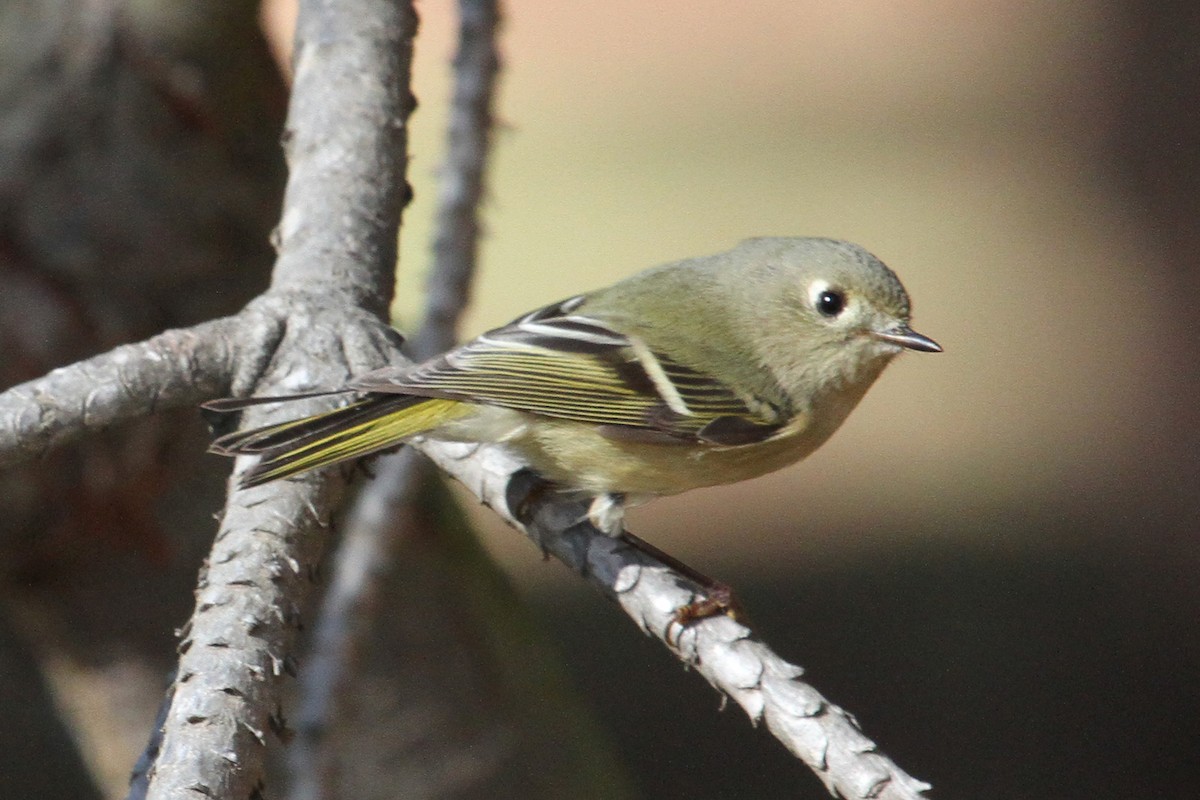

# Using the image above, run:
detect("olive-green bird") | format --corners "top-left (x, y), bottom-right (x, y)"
top-left (208, 237), bottom-right (940, 527)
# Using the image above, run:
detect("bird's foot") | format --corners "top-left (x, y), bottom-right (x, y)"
top-left (618, 530), bottom-right (746, 627)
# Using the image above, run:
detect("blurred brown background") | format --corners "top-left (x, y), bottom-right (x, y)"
top-left (2, 1), bottom-right (1196, 797)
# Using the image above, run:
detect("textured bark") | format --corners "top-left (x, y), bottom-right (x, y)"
top-left (143, 0), bottom-right (419, 792)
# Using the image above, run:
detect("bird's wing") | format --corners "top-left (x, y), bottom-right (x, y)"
top-left (350, 297), bottom-right (786, 445)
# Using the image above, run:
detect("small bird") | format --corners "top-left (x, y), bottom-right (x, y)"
top-left (208, 237), bottom-right (940, 532)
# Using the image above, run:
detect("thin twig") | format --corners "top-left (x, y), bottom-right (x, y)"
top-left (413, 0), bottom-right (501, 360)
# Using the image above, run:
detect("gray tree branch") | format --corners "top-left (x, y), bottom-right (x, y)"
top-left (144, 304), bottom-right (400, 800)
top-left (143, 0), bottom-right (419, 795)
top-left (418, 441), bottom-right (932, 800)
top-left (286, 2), bottom-right (503, 797)
top-left (0, 317), bottom-right (239, 469)
top-left (267, 0), bottom-right (415, 316)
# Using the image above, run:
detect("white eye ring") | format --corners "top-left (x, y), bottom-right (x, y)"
top-left (808, 280), bottom-right (847, 318)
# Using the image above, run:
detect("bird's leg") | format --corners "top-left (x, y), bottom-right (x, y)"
top-left (585, 492), bottom-right (627, 536)
top-left (505, 471), bottom-right (742, 625)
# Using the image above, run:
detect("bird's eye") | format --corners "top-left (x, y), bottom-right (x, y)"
top-left (815, 289), bottom-right (846, 317)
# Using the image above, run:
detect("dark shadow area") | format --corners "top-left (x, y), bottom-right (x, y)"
top-left (530, 519), bottom-right (1198, 799)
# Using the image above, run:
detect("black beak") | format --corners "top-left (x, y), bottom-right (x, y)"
top-left (873, 326), bottom-right (942, 353)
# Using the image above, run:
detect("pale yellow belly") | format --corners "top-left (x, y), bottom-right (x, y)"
top-left (513, 417), bottom-right (824, 496)
top-left (431, 379), bottom-right (872, 497)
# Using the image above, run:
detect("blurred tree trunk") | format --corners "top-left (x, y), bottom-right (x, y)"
top-left (1114, 0), bottom-right (1200, 285)
top-left (1112, 0), bottom-right (1200, 580)
top-left (0, 1), bottom-right (285, 793)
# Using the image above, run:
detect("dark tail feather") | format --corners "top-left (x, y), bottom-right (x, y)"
top-left (201, 389), bottom-right (350, 413)
top-left (208, 395), bottom-right (403, 455)
top-left (202, 390), bottom-right (356, 441)
top-left (214, 395), bottom-right (463, 488)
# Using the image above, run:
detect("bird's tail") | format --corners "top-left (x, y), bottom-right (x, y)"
top-left (208, 393), bottom-right (467, 487)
